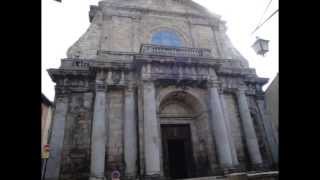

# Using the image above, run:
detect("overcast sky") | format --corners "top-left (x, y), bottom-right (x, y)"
top-left (42, 0), bottom-right (278, 101)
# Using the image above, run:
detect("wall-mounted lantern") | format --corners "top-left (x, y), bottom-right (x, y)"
top-left (252, 37), bottom-right (269, 56)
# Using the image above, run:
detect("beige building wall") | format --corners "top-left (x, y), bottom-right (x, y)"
top-left (41, 97), bottom-right (53, 154)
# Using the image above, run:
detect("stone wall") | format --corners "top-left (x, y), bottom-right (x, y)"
top-left (41, 103), bottom-right (52, 152)
top-left (157, 86), bottom-right (220, 177)
top-left (47, 1), bottom-right (278, 179)
top-left (66, 0), bottom-right (249, 68)
top-left (60, 92), bottom-right (94, 180)
top-left (265, 75), bottom-right (278, 131)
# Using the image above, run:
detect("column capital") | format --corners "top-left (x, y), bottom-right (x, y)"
top-left (55, 95), bottom-right (69, 104)
top-left (127, 83), bottom-right (135, 92)
top-left (55, 86), bottom-right (69, 100)
top-left (142, 79), bottom-right (154, 84)
top-left (237, 83), bottom-right (247, 92)
top-left (95, 80), bottom-right (106, 92)
top-left (143, 80), bottom-right (155, 90)
top-left (207, 80), bottom-right (222, 88)
top-left (95, 69), bottom-right (106, 81)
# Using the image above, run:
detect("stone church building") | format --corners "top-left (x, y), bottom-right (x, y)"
top-left (45, 1), bottom-right (278, 180)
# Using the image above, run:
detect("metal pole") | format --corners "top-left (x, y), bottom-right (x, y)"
top-left (42, 159), bottom-right (48, 180)
top-left (251, 9), bottom-right (279, 35)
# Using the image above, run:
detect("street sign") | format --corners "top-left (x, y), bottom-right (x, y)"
top-left (42, 144), bottom-right (50, 159)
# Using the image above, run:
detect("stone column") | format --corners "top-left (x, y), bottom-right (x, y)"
top-left (143, 81), bottom-right (161, 177)
top-left (124, 85), bottom-right (137, 178)
top-left (220, 93), bottom-right (240, 167)
top-left (256, 99), bottom-right (278, 164)
top-left (90, 80), bottom-right (107, 180)
top-left (236, 86), bottom-right (263, 165)
top-left (45, 91), bottom-right (68, 180)
top-left (208, 82), bottom-right (233, 168)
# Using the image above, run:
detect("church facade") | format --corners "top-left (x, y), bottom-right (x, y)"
top-left (45, 1), bottom-right (278, 180)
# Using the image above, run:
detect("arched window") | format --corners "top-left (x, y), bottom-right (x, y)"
top-left (151, 30), bottom-right (182, 47)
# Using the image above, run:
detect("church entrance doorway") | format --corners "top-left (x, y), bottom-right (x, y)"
top-left (161, 124), bottom-right (194, 179)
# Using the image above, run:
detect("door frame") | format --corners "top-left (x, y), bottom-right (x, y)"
top-left (160, 123), bottom-right (196, 178)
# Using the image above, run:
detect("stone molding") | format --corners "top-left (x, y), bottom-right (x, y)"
top-left (95, 80), bottom-right (106, 92)
top-left (207, 80), bottom-right (222, 88)
top-left (99, 2), bottom-right (219, 25)
top-left (52, 51), bottom-right (266, 97)
top-left (140, 44), bottom-right (212, 58)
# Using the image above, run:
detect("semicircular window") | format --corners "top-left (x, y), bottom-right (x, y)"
top-left (151, 31), bottom-right (183, 47)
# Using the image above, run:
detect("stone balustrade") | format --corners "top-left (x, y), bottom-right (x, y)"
top-left (140, 44), bottom-right (212, 58)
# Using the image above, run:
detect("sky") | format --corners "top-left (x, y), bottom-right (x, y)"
top-left (42, 0), bottom-right (278, 101)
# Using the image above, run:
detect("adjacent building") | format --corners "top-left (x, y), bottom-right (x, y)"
top-left (41, 93), bottom-right (53, 157)
top-left (265, 74), bottom-right (279, 131)
top-left (45, 1), bottom-right (279, 180)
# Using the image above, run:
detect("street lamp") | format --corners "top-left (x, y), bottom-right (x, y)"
top-left (252, 37), bottom-right (269, 56)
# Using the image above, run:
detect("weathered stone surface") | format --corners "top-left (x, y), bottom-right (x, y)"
top-left (45, 95), bottom-right (69, 180)
top-left (67, 0), bottom-right (249, 68)
top-left (208, 85), bottom-right (233, 168)
top-left (236, 88), bottom-right (263, 166)
top-left (47, 1), bottom-right (278, 180)
top-left (59, 93), bottom-right (93, 180)
top-left (142, 81), bottom-right (161, 176)
top-left (106, 89), bottom-right (125, 176)
top-left (124, 86), bottom-right (138, 177)
top-left (223, 94), bottom-right (250, 170)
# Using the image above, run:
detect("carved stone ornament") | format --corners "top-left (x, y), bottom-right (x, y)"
top-left (207, 80), bottom-right (221, 89)
top-left (143, 81), bottom-right (154, 93)
top-left (112, 71), bottom-right (121, 84)
top-left (95, 80), bottom-right (106, 91)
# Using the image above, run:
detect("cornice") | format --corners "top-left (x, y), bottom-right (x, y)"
top-left (99, 3), bottom-right (220, 26)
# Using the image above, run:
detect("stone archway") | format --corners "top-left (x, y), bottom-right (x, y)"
top-left (158, 90), bottom-right (215, 178)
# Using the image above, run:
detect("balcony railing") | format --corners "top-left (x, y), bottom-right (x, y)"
top-left (140, 44), bottom-right (212, 58)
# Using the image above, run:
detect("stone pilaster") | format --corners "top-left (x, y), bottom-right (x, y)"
top-left (220, 92), bottom-right (240, 167)
top-left (89, 80), bottom-right (107, 180)
top-left (142, 81), bottom-right (161, 177)
top-left (208, 81), bottom-right (233, 168)
top-left (256, 99), bottom-right (278, 164)
top-left (45, 90), bottom-right (69, 180)
top-left (236, 86), bottom-right (263, 166)
top-left (124, 84), bottom-right (137, 179)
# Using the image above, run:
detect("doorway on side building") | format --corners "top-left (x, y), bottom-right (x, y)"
top-left (161, 124), bottom-right (195, 179)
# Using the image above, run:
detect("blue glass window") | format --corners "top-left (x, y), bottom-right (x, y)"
top-left (151, 31), bottom-right (182, 47)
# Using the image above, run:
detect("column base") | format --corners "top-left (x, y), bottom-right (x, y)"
top-left (89, 175), bottom-right (106, 180)
top-left (44, 178), bottom-right (59, 180)
top-left (250, 163), bottom-right (267, 172)
top-left (223, 166), bottom-right (245, 175)
top-left (123, 175), bottom-right (137, 180)
top-left (144, 174), bottom-right (162, 180)
top-left (226, 172), bottom-right (248, 180)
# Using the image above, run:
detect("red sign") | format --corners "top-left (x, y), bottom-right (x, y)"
top-left (42, 144), bottom-right (50, 159)
top-left (44, 144), bottom-right (50, 152)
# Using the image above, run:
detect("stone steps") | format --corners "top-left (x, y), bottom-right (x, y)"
top-left (178, 176), bottom-right (227, 180)
top-left (171, 171), bottom-right (279, 180)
